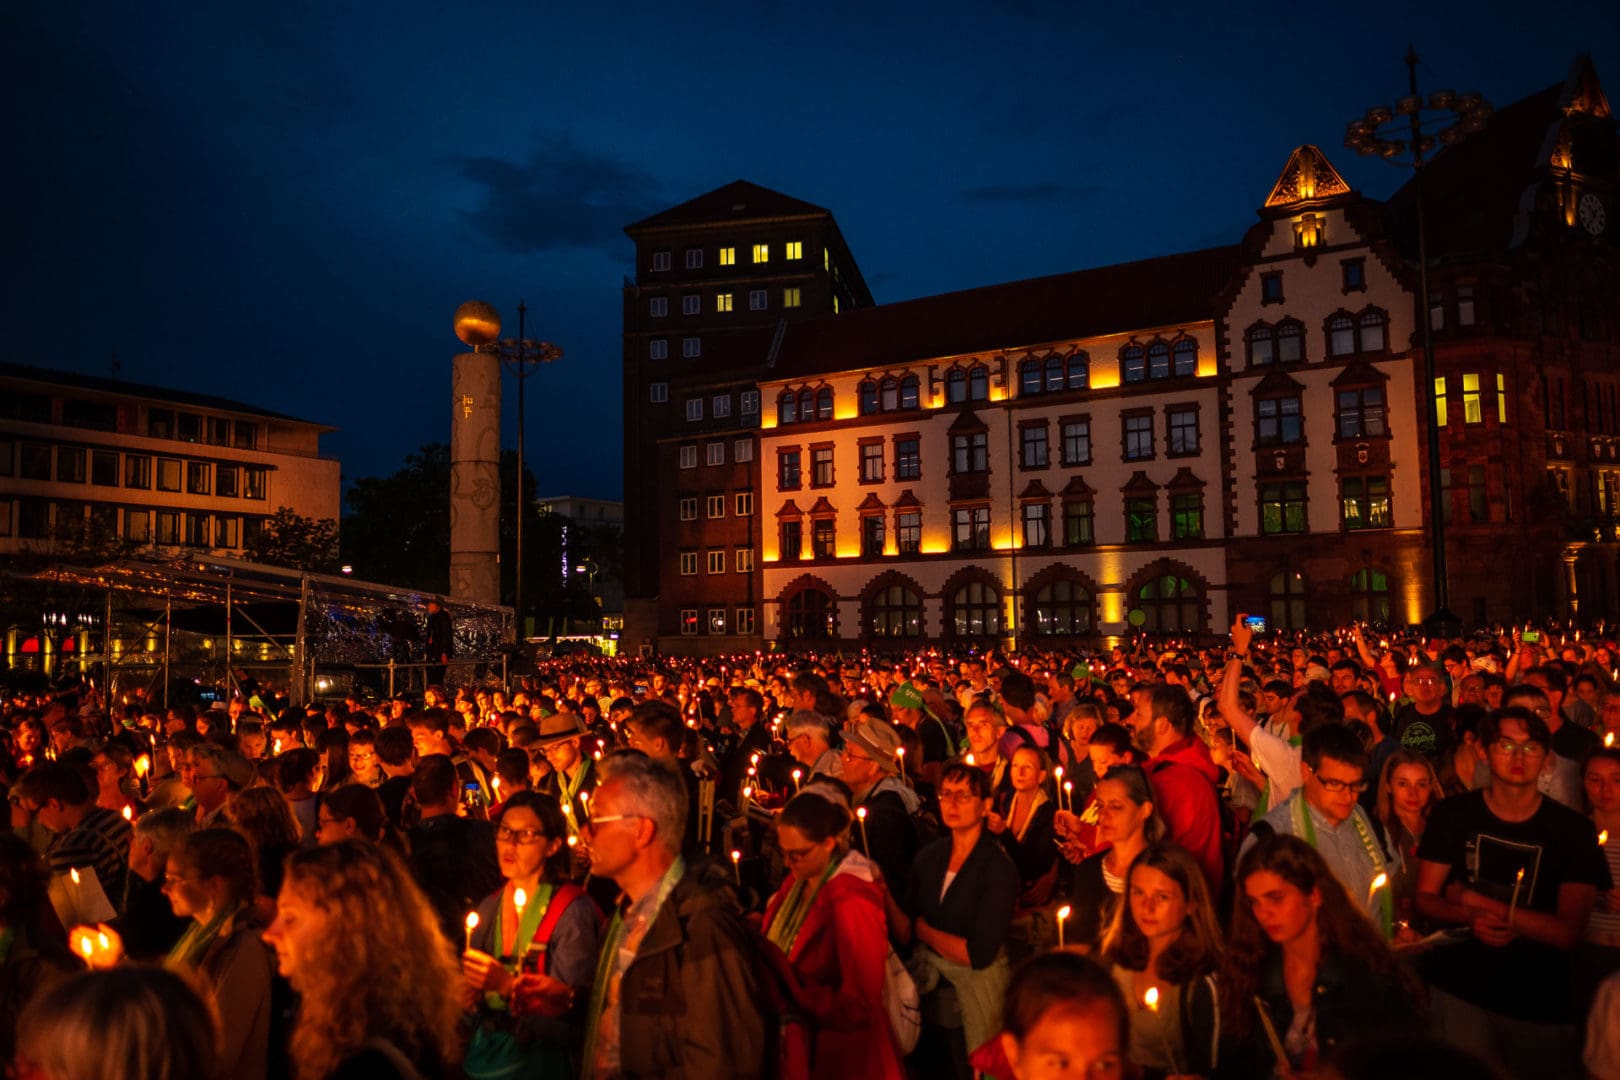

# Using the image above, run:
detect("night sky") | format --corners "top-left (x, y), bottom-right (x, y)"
top-left (7, 3), bottom-right (1618, 505)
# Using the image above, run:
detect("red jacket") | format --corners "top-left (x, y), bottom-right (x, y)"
top-left (762, 866), bottom-right (904, 1080)
top-left (1145, 735), bottom-right (1224, 891)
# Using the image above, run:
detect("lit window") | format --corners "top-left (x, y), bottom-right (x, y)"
top-left (679, 552), bottom-right (698, 575)
top-left (685, 249), bottom-right (703, 269)
top-left (811, 447), bottom-right (834, 487)
top-left (1462, 373), bottom-right (1483, 424)
top-left (736, 548), bottom-right (754, 573)
top-left (897, 511), bottom-right (921, 553)
top-left (1435, 377), bottom-right (1449, 427)
top-left (1260, 482), bottom-right (1308, 534)
top-left (735, 490), bottom-right (754, 516)
top-left (682, 295), bottom-right (700, 316)
top-left (812, 518), bottom-right (836, 558)
top-left (649, 297), bottom-right (668, 317)
top-left (785, 241), bottom-right (803, 260)
top-left (783, 287), bottom-right (801, 309)
top-left (682, 337), bottom-right (701, 358)
top-left (1125, 496), bottom-right (1157, 543)
top-left (716, 293), bottom-right (733, 312)
top-left (707, 550), bottom-right (726, 574)
top-left (1171, 492), bottom-right (1203, 540)
top-left (1341, 476), bottom-right (1391, 529)
top-left (680, 609), bottom-right (698, 635)
top-left (706, 442), bottom-right (724, 466)
top-left (714, 395), bottom-right (731, 418)
top-left (1124, 414), bottom-right (1154, 460)
top-left (685, 398), bottom-right (703, 422)
top-left (740, 391), bottom-right (759, 415)
top-left (1496, 374), bottom-right (1508, 422)
top-left (749, 289), bottom-right (767, 311)
top-left (719, 247), bottom-right (736, 266)
top-left (736, 608), bottom-right (756, 634)
top-left (708, 609), bottom-right (727, 634)
top-left (706, 496), bottom-right (725, 519)
top-left (752, 243), bottom-right (769, 264)
top-left (652, 251), bottom-right (671, 271)
top-left (679, 497), bottom-right (697, 521)
top-left (734, 439), bottom-right (753, 463)
top-left (649, 382), bottom-right (668, 403)
top-left (1064, 500), bottom-right (1093, 546)
top-left (649, 339), bottom-right (668, 360)
top-left (679, 445), bottom-right (697, 469)
top-left (895, 437), bottom-right (920, 480)
top-left (1061, 420), bottom-right (1091, 465)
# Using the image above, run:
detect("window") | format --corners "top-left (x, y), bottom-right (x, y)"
top-left (233, 423), bottom-right (257, 450)
top-left (186, 461), bottom-right (210, 495)
top-left (157, 458), bottom-right (182, 492)
top-left (176, 414), bottom-right (201, 443)
top-left (124, 509), bottom-right (149, 543)
top-left (1256, 395), bottom-right (1302, 446)
top-left (1328, 314), bottom-right (1357, 356)
top-left (680, 551), bottom-right (698, 575)
top-left (649, 339), bottom-right (668, 360)
top-left (713, 394), bottom-right (731, 418)
top-left (749, 289), bottom-right (767, 311)
top-left (1034, 579), bottom-right (1091, 635)
top-left (1126, 496), bottom-right (1157, 542)
top-left (1270, 571), bottom-right (1307, 630)
top-left (811, 518), bottom-right (836, 558)
top-left (1358, 311), bottom-right (1386, 352)
top-left (1261, 272), bottom-right (1284, 304)
top-left (652, 251), bottom-right (671, 271)
top-left (1170, 492), bottom-right (1203, 540)
top-left (0, 443), bottom-right (10, 477)
top-left (60, 399), bottom-right (114, 431)
top-left (783, 288), bottom-right (801, 309)
top-left (897, 511), bottom-right (921, 554)
top-left (1350, 567), bottom-right (1391, 623)
top-left (811, 447), bottom-right (834, 487)
top-left (1064, 498), bottom-right (1094, 546)
top-left (1123, 414), bottom-right (1154, 461)
top-left (734, 439), bottom-right (753, 463)
top-left (185, 512), bottom-right (211, 547)
top-left (741, 390), bottom-right (760, 415)
top-left (895, 436), bottom-right (920, 480)
top-left (706, 442), bottom-right (724, 466)
top-left (649, 297), bottom-right (668, 317)
top-left (968, 365), bottom-right (989, 401)
top-left (953, 582), bottom-right (1001, 637)
top-left (1341, 476), bottom-right (1391, 529)
top-left (1431, 292), bottom-right (1446, 331)
top-left (1134, 574), bottom-right (1202, 632)
top-left (679, 497), bottom-right (697, 521)
top-left (1496, 374), bottom-right (1507, 423)
top-left (706, 495), bottom-right (725, 519)
top-left (780, 519), bottom-right (802, 561)
top-left (685, 248), bottom-right (703, 269)
top-left (1277, 320), bottom-right (1304, 363)
top-left (649, 381), bottom-right (668, 403)
top-left (1260, 482), bottom-right (1308, 534)
top-left (862, 514), bottom-right (885, 556)
top-left (1147, 342), bottom-right (1171, 379)
top-left (1458, 286), bottom-right (1476, 327)
top-left (682, 337), bottom-right (701, 358)
top-left (1330, 310), bottom-right (1386, 355)
top-left (686, 398), bottom-right (703, 422)
top-left (707, 550), bottom-right (726, 574)
top-left (859, 380), bottom-right (879, 415)
top-left (814, 387), bottom-right (833, 420)
top-left (1061, 420), bottom-right (1091, 466)
top-left (243, 468), bottom-right (266, 500)
top-left (1467, 465), bottom-right (1488, 522)
top-left (900, 375), bottom-right (920, 409)
top-left (1021, 424), bottom-right (1048, 468)
top-left (860, 442), bottom-right (884, 482)
top-left (869, 585), bottom-right (923, 638)
top-left (701, 608), bottom-right (725, 635)
top-left (20, 443), bottom-right (50, 480)
top-left (779, 450), bottom-right (801, 489)
top-left (952, 431), bottom-right (988, 474)
top-left (1247, 324), bottom-right (1276, 367)
top-left (155, 511), bottom-right (180, 545)
top-left (679, 445), bottom-right (698, 469)
top-left (736, 548), bottom-right (754, 573)
top-left (953, 506), bottom-right (990, 551)
top-left (1335, 387), bottom-right (1385, 438)
top-left (681, 610), bottom-right (698, 636)
top-left (752, 243), bottom-right (769, 264)
top-left (148, 409), bottom-right (174, 439)
top-left (17, 500), bottom-right (49, 539)
top-left (1022, 502), bottom-right (1050, 547)
top-left (1462, 374), bottom-right (1483, 424)
top-left (735, 607), bottom-right (756, 635)
top-left (682, 295), bottom-right (700, 316)
top-left (785, 241), bottom-right (803, 260)
top-left (719, 246), bottom-right (736, 266)
top-left (1167, 408), bottom-right (1199, 455)
top-left (1434, 377), bottom-right (1448, 427)
top-left (1021, 353), bottom-right (1088, 394)
top-left (735, 490), bottom-right (754, 516)
top-left (91, 451), bottom-right (118, 486)
top-left (1172, 339), bottom-right (1197, 377)
top-left (1122, 344), bottom-right (1146, 383)
top-left (716, 293), bottom-right (733, 313)
top-left (205, 418), bottom-right (230, 446)
top-left (57, 447), bottom-right (86, 483)
top-left (1342, 259), bottom-right (1366, 292)
top-left (946, 368), bottom-right (968, 404)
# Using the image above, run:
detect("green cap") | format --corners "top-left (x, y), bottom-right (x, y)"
top-left (889, 681), bottom-right (925, 710)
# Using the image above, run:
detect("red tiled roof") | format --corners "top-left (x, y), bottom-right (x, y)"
top-left (626, 180), bottom-right (832, 234)
top-left (768, 245), bottom-right (1241, 380)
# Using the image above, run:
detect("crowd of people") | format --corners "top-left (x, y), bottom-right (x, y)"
top-left (5, 616), bottom-right (1620, 1079)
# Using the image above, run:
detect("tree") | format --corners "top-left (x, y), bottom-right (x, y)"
top-left (341, 444), bottom-right (451, 592)
top-left (246, 507), bottom-right (340, 572)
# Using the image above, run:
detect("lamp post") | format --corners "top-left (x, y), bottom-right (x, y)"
top-left (574, 559), bottom-right (600, 614)
top-left (491, 303), bottom-right (562, 639)
top-left (1344, 47), bottom-right (1491, 632)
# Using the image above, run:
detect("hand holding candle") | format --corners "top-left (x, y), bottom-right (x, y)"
top-left (464, 911), bottom-right (479, 954)
top-left (856, 806), bottom-right (870, 852)
top-left (730, 849), bottom-right (742, 885)
top-left (1507, 867), bottom-right (1525, 926)
top-left (1368, 871), bottom-right (1387, 906)
top-left (1143, 986), bottom-right (1181, 1075)
top-left (1056, 904), bottom-right (1072, 949)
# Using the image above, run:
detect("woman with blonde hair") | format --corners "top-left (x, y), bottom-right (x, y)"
top-left (15, 966), bottom-right (220, 1080)
top-left (263, 839), bottom-right (462, 1080)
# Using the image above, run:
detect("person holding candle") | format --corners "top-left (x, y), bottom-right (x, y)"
top-left (839, 719), bottom-right (921, 898)
top-left (1222, 834), bottom-right (1422, 1079)
top-left (1065, 764), bottom-right (1163, 952)
top-left (1374, 748), bottom-right (1441, 927)
top-left (1099, 844), bottom-right (1223, 1080)
top-left (12, 762), bottom-right (130, 908)
top-left (114, 807), bottom-right (194, 960)
top-left (264, 840), bottom-right (463, 1079)
top-left (407, 754), bottom-right (503, 949)
top-left (987, 746), bottom-right (1059, 947)
top-left (760, 788), bottom-right (903, 1080)
top-left (1414, 705), bottom-right (1609, 1080)
top-left (785, 710), bottom-right (843, 782)
top-left (0, 832), bottom-right (82, 1065)
top-left (460, 792), bottom-right (601, 1078)
top-left (1579, 746), bottom-right (1620, 1018)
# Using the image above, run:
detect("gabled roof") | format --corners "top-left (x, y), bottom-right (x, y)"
top-left (625, 180), bottom-right (832, 234)
top-left (1263, 145), bottom-right (1355, 212)
top-left (769, 246), bottom-right (1240, 382)
top-left (0, 362), bottom-right (331, 428)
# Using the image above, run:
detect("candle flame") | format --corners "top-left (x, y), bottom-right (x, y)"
top-left (122, 806), bottom-right (133, 821)
top-left (513, 888), bottom-right (527, 912)
top-left (70, 868), bottom-right (81, 885)
top-left (1371, 872), bottom-right (1387, 890)
top-left (134, 755), bottom-right (150, 777)
top-left (896, 747), bottom-right (905, 757)
top-left (80, 935), bottom-right (94, 958)
top-left (465, 912), bottom-right (479, 931)
top-left (742, 785), bottom-right (752, 799)
top-left (1602, 830), bottom-right (1610, 847)
top-left (791, 768), bottom-right (802, 780)
top-left (965, 753), bottom-right (976, 766)
top-left (1056, 905), bottom-right (1072, 921)
top-left (1144, 986), bottom-right (1160, 1011)
top-left (98, 932), bottom-right (109, 950)
top-left (273, 738), bottom-right (283, 755)
top-left (730, 849), bottom-right (741, 863)
top-left (567, 835), bottom-right (578, 848)
top-left (1054, 766), bottom-right (1064, 780)
top-left (857, 807), bottom-right (867, 820)
top-left (1608, 732), bottom-right (1616, 748)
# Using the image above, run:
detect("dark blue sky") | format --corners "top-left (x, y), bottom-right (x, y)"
top-left (7, 3), bottom-right (1618, 504)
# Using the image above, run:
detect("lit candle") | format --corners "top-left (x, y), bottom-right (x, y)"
top-left (1367, 871), bottom-right (1387, 906)
top-left (1053, 766), bottom-right (1065, 809)
top-left (79, 934), bottom-right (94, 960)
top-left (134, 754), bottom-right (150, 797)
top-left (1602, 830), bottom-right (1610, 847)
top-left (896, 746), bottom-right (906, 781)
top-left (1507, 867), bottom-right (1525, 925)
top-left (273, 738), bottom-right (283, 755)
top-left (730, 849), bottom-right (742, 885)
top-left (1608, 732), bottom-right (1616, 748)
top-left (1144, 986), bottom-right (1182, 1075)
top-left (1063, 781), bottom-right (1073, 812)
top-left (965, 752), bottom-right (976, 766)
top-left (566, 834), bottom-right (578, 848)
top-left (856, 806), bottom-right (870, 852)
top-left (490, 776), bottom-right (501, 801)
top-left (742, 785), bottom-right (752, 816)
top-left (121, 805), bottom-right (133, 822)
top-left (1056, 904), bottom-right (1072, 949)
top-left (464, 911), bottom-right (479, 953)
top-left (791, 768), bottom-right (803, 793)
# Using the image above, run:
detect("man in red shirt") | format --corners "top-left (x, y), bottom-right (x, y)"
top-left (1127, 684), bottom-right (1224, 891)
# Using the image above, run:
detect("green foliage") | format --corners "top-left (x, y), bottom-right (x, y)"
top-left (245, 506), bottom-right (340, 572)
top-left (341, 444), bottom-right (451, 592)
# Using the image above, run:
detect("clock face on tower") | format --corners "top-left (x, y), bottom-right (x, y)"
top-left (1579, 192), bottom-right (1607, 236)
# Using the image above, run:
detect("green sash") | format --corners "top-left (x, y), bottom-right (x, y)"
top-left (485, 883), bottom-right (555, 1010)
top-left (764, 859), bottom-right (838, 956)
top-left (1292, 798), bottom-right (1393, 937)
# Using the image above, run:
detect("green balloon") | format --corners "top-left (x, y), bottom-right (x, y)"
top-left (1127, 609), bottom-right (1147, 627)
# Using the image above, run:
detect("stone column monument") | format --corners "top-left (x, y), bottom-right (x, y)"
top-left (450, 301), bottom-right (503, 606)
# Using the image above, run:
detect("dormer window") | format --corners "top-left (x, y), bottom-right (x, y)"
top-left (1293, 213), bottom-right (1324, 251)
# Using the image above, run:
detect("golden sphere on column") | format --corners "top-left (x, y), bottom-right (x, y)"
top-left (453, 301), bottom-right (502, 348)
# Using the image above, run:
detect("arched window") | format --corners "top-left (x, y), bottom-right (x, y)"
top-left (1172, 339), bottom-right (1197, 377)
top-left (947, 368), bottom-right (968, 404)
top-left (798, 387), bottom-right (815, 419)
top-left (1328, 314), bottom-right (1356, 357)
top-left (1033, 578), bottom-right (1092, 636)
top-left (899, 375), bottom-right (920, 409)
top-left (869, 584), bottom-right (923, 638)
top-left (952, 581), bottom-right (1001, 637)
top-left (1066, 352), bottom-right (1089, 390)
top-left (880, 376), bottom-right (899, 411)
top-left (815, 387), bottom-right (834, 420)
top-left (785, 588), bottom-right (835, 639)
top-left (969, 365), bottom-right (989, 401)
top-left (778, 391), bottom-right (798, 424)
top-left (1358, 310), bottom-right (1387, 352)
top-left (1269, 571), bottom-right (1307, 631)
top-left (1246, 323), bottom-right (1276, 366)
top-left (1133, 574), bottom-right (1202, 633)
top-left (1045, 355), bottom-right (1065, 392)
top-left (1350, 567), bottom-right (1391, 624)
top-left (1020, 358), bottom-right (1042, 397)
top-left (1147, 342), bottom-right (1171, 379)
top-left (1122, 344), bottom-right (1146, 383)
top-left (858, 380), bottom-right (878, 415)
top-left (1277, 319), bottom-right (1305, 363)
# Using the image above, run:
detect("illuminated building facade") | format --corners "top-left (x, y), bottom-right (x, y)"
top-left (0, 363), bottom-right (339, 561)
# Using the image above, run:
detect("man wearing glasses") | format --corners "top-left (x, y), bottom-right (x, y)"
top-left (1415, 706), bottom-right (1609, 1079)
top-left (1240, 723), bottom-right (1399, 934)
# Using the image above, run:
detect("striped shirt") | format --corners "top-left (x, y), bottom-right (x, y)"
top-left (47, 806), bottom-right (131, 902)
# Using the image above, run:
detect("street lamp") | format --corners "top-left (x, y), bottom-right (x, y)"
top-left (490, 302), bottom-right (562, 638)
top-left (573, 559), bottom-right (600, 609)
top-left (1344, 46), bottom-right (1491, 632)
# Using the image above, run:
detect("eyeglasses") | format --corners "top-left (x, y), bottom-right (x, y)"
top-left (938, 790), bottom-right (984, 805)
top-left (1313, 776), bottom-right (1370, 794)
top-left (161, 873), bottom-right (195, 888)
top-left (496, 827), bottom-right (547, 845)
top-left (579, 814), bottom-right (645, 835)
top-left (192, 774), bottom-right (226, 782)
top-left (780, 844), bottom-right (822, 864)
top-left (1491, 739), bottom-right (1547, 757)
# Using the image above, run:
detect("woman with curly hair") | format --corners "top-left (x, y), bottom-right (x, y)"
top-left (263, 840), bottom-right (462, 1080)
top-left (1099, 844), bottom-right (1223, 1079)
top-left (1221, 834), bottom-right (1423, 1078)
top-left (223, 786), bottom-right (303, 902)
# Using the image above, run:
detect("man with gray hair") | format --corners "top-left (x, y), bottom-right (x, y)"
top-left (784, 710), bottom-right (842, 781)
top-left (580, 751), bottom-right (768, 1078)
top-left (116, 807), bottom-right (194, 959)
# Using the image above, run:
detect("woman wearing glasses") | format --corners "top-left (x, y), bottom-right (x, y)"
top-left (460, 791), bottom-right (601, 1078)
